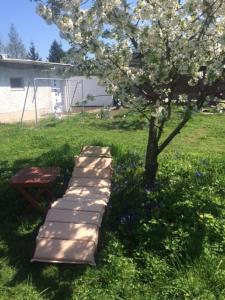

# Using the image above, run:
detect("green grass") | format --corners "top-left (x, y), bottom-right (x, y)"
top-left (0, 112), bottom-right (225, 299)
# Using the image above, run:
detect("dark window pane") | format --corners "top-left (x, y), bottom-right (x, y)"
top-left (10, 77), bottom-right (24, 88)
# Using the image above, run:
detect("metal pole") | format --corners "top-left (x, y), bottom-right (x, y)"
top-left (20, 81), bottom-right (30, 125)
top-left (66, 79), bottom-right (70, 113)
top-left (64, 79), bottom-right (68, 113)
top-left (82, 80), bottom-right (84, 117)
top-left (63, 79), bottom-right (66, 114)
top-left (34, 79), bottom-right (38, 125)
top-left (69, 81), bottom-right (79, 113)
top-left (66, 79), bottom-right (71, 114)
top-left (67, 79), bottom-right (71, 113)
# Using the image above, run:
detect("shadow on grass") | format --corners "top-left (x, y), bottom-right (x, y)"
top-left (0, 144), bottom-right (87, 299)
top-left (0, 142), bottom-right (138, 299)
top-left (102, 151), bottom-right (224, 265)
top-left (0, 142), bottom-right (224, 298)
top-left (93, 116), bottom-right (148, 131)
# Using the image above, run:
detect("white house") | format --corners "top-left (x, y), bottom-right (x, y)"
top-left (0, 56), bottom-right (113, 123)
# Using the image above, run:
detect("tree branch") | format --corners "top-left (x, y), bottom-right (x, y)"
top-left (158, 113), bottom-right (191, 154)
top-left (106, 55), bottom-right (156, 102)
top-left (189, 0), bottom-right (223, 41)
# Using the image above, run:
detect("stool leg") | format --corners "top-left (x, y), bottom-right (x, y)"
top-left (16, 187), bottom-right (44, 213)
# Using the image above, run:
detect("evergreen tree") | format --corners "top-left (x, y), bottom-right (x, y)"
top-left (48, 40), bottom-right (65, 62)
top-left (0, 39), bottom-right (5, 54)
top-left (6, 24), bottom-right (27, 59)
top-left (28, 42), bottom-right (41, 60)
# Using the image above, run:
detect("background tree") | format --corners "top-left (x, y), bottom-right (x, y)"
top-left (28, 41), bottom-right (41, 60)
top-left (6, 24), bottom-right (27, 59)
top-left (48, 40), bottom-right (65, 62)
top-left (0, 39), bottom-right (6, 54)
top-left (64, 46), bottom-right (94, 75)
top-left (36, 0), bottom-right (225, 188)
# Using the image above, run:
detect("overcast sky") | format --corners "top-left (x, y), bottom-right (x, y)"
top-left (0, 0), bottom-right (69, 60)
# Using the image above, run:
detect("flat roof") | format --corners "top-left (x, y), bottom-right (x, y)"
top-left (0, 58), bottom-right (72, 68)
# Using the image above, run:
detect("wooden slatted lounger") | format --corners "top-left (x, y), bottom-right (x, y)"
top-left (31, 146), bottom-right (112, 266)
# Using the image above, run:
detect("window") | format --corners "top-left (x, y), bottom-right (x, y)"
top-left (10, 77), bottom-right (24, 89)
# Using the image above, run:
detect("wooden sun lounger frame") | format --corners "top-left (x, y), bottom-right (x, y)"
top-left (31, 146), bottom-right (112, 265)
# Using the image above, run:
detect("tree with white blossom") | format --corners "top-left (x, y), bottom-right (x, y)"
top-left (35, 0), bottom-right (225, 188)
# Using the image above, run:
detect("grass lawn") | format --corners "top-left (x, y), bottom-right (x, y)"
top-left (0, 111), bottom-right (225, 299)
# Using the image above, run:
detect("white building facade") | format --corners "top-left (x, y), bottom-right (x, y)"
top-left (0, 57), bottom-right (112, 123)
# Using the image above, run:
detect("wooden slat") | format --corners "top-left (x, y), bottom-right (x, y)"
top-left (81, 146), bottom-right (111, 157)
top-left (38, 222), bottom-right (99, 243)
top-left (51, 198), bottom-right (106, 214)
top-left (68, 177), bottom-right (111, 188)
top-left (64, 186), bottom-right (111, 197)
top-left (72, 167), bottom-right (112, 179)
top-left (46, 209), bottom-right (103, 226)
top-left (61, 195), bottom-right (109, 204)
top-left (75, 157), bottom-right (112, 169)
top-left (31, 238), bottom-right (96, 265)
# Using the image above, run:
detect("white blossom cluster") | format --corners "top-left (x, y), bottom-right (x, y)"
top-left (36, 0), bottom-right (225, 120)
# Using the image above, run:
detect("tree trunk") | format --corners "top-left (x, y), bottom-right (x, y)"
top-left (144, 106), bottom-right (191, 188)
top-left (145, 116), bottom-right (159, 189)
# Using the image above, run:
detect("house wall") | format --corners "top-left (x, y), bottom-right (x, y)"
top-left (0, 65), bottom-right (55, 123)
top-left (0, 65), bottom-right (113, 123)
top-left (68, 76), bottom-right (113, 109)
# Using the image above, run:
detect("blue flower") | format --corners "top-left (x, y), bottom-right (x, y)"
top-left (195, 171), bottom-right (203, 177)
top-left (119, 212), bottom-right (139, 224)
top-left (120, 216), bottom-right (127, 224)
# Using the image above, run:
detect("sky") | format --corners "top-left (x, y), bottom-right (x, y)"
top-left (0, 0), bottom-right (70, 60)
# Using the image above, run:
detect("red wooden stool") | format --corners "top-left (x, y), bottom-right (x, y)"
top-left (10, 167), bottom-right (60, 213)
